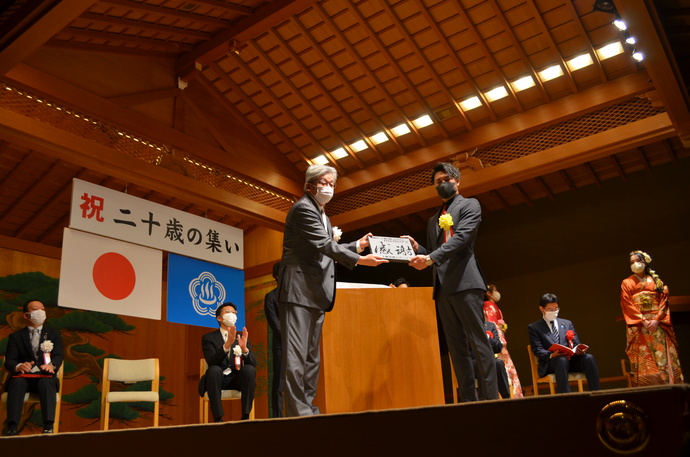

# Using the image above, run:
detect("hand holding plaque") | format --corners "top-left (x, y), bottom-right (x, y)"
top-left (369, 236), bottom-right (416, 262)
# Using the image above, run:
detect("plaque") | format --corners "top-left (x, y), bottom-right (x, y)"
top-left (369, 236), bottom-right (415, 262)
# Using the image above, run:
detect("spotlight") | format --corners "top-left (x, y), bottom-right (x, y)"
top-left (593, 0), bottom-right (617, 14)
top-left (228, 39), bottom-right (242, 55)
top-left (632, 50), bottom-right (644, 62)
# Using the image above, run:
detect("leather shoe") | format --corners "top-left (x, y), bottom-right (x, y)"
top-left (5, 427), bottom-right (18, 436)
top-left (42, 428), bottom-right (54, 434)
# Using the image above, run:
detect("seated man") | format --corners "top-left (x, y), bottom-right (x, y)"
top-left (472, 321), bottom-right (511, 399)
top-left (389, 277), bottom-right (409, 288)
top-left (199, 302), bottom-right (256, 421)
top-left (3, 299), bottom-right (63, 435)
top-left (528, 293), bottom-right (601, 393)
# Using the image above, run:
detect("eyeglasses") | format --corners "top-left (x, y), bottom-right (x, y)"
top-left (314, 179), bottom-right (336, 188)
top-left (544, 308), bottom-right (560, 312)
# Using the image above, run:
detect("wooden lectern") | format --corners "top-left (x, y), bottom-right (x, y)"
top-left (316, 286), bottom-right (444, 414)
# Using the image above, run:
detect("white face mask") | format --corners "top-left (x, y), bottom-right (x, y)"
top-left (28, 309), bottom-right (46, 326)
top-left (631, 262), bottom-right (645, 275)
top-left (313, 186), bottom-right (334, 206)
top-left (222, 312), bottom-right (237, 327)
top-left (491, 291), bottom-right (501, 303)
top-left (544, 310), bottom-right (559, 321)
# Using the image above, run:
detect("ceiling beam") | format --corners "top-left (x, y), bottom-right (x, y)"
top-left (617, 0), bottom-right (690, 147)
top-left (334, 72), bottom-right (654, 193)
top-left (176, 0), bottom-right (319, 77)
top-left (4, 63), bottom-right (303, 196)
top-left (0, 106), bottom-right (287, 231)
top-left (332, 112), bottom-right (675, 231)
top-left (0, 0), bottom-right (95, 76)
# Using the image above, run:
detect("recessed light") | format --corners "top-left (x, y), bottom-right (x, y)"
top-left (370, 132), bottom-right (388, 144)
top-left (331, 148), bottom-right (348, 159)
top-left (484, 86), bottom-right (508, 102)
top-left (460, 96), bottom-right (481, 111)
top-left (412, 115), bottom-right (433, 128)
top-left (538, 65), bottom-right (564, 82)
top-left (566, 53), bottom-right (593, 71)
top-left (349, 140), bottom-right (367, 152)
top-left (511, 76), bottom-right (535, 92)
top-left (391, 123), bottom-right (411, 136)
top-left (312, 155), bottom-right (329, 165)
top-left (596, 41), bottom-right (624, 60)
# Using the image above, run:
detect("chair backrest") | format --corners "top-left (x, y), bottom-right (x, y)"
top-left (527, 344), bottom-right (544, 382)
top-left (621, 358), bottom-right (634, 387)
top-left (105, 358), bottom-right (158, 383)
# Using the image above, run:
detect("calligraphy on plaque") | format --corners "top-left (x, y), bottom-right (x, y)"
top-left (369, 236), bottom-right (415, 262)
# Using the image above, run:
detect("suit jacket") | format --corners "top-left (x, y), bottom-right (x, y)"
top-left (471, 322), bottom-right (502, 361)
top-left (3, 326), bottom-right (63, 387)
top-left (485, 321), bottom-right (503, 354)
top-left (264, 288), bottom-right (281, 349)
top-left (198, 329), bottom-right (257, 396)
top-left (418, 195), bottom-right (486, 299)
top-left (278, 193), bottom-right (359, 312)
top-left (528, 317), bottom-right (580, 378)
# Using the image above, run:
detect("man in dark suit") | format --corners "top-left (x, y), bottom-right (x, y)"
top-left (278, 164), bottom-right (388, 417)
top-left (408, 162), bottom-right (498, 402)
top-left (3, 299), bottom-right (63, 435)
top-left (264, 261), bottom-right (283, 418)
top-left (199, 302), bottom-right (256, 421)
top-left (472, 321), bottom-right (511, 399)
top-left (528, 293), bottom-right (601, 393)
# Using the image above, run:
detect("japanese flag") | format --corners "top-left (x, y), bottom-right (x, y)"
top-left (58, 228), bottom-right (162, 320)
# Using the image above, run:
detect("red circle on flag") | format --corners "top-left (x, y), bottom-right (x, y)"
top-left (92, 252), bottom-right (136, 300)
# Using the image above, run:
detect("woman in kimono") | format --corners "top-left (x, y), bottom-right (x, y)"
top-left (620, 250), bottom-right (683, 385)
top-left (483, 285), bottom-right (523, 398)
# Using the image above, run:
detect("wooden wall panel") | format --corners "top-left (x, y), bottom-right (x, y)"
top-left (0, 247), bottom-right (276, 434)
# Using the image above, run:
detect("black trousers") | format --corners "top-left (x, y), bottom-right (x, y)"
top-left (6, 376), bottom-right (59, 427)
top-left (546, 353), bottom-right (601, 393)
top-left (204, 365), bottom-right (256, 419)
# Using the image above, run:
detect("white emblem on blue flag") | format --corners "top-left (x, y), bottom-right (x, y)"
top-left (189, 271), bottom-right (226, 316)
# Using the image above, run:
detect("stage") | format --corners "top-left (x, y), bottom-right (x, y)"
top-left (1, 385), bottom-right (688, 456)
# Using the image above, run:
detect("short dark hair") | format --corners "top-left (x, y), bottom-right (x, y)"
top-left (22, 299), bottom-right (42, 313)
top-left (215, 302), bottom-right (237, 318)
top-left (272, 261), bottom-right (281, 279)
top-left (392, 277), bottom-right (409, 287)
top-left (539, 293), bottom-right (559, 308)
top-left (431, 162), bottom-right (460, 183)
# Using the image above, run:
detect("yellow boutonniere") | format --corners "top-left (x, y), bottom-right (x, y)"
top-left (438, 213), bottom-right (453, 231)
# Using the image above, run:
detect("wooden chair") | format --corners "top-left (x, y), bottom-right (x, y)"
top-left (199, 358), bottom-right (254, 423)
top-left (621, 358), bottom-right (635, 387)
top-left (527, 345), bottom-right (586, 395)
top-left (100, 358), bottom-right (160, 430)
top-left (0, 356), bottom-right (64, 433)
top-left (448, 355), bottom-right (513, 402)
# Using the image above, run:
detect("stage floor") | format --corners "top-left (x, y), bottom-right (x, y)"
top-left (2, 385), bottom-right (689, 457)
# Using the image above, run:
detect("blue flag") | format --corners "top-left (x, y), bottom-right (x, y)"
top-left (167, 253), bottom-right (245, 328)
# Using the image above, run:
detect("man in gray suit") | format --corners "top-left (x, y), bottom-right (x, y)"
top-left (407, 162), bottom-right (498, 401)
top-left (278, 164), bottom-right (388, 417)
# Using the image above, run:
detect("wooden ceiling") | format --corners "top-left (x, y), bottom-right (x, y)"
top-left (0, 0), bottom-right (689, 256)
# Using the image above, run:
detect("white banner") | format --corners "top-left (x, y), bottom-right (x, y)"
top-left (69, 179), bottom-right (243, 268)
top-left (58, 228), bottom-right (162, 320)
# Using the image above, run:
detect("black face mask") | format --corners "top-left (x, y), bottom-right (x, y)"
top-left (435, 181), bottom-right (456, 199)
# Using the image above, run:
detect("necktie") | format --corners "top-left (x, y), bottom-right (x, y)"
top-left (551, 321), bottom-right (559, 342)
top-left (31, 328), bottom-right (40, 357)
